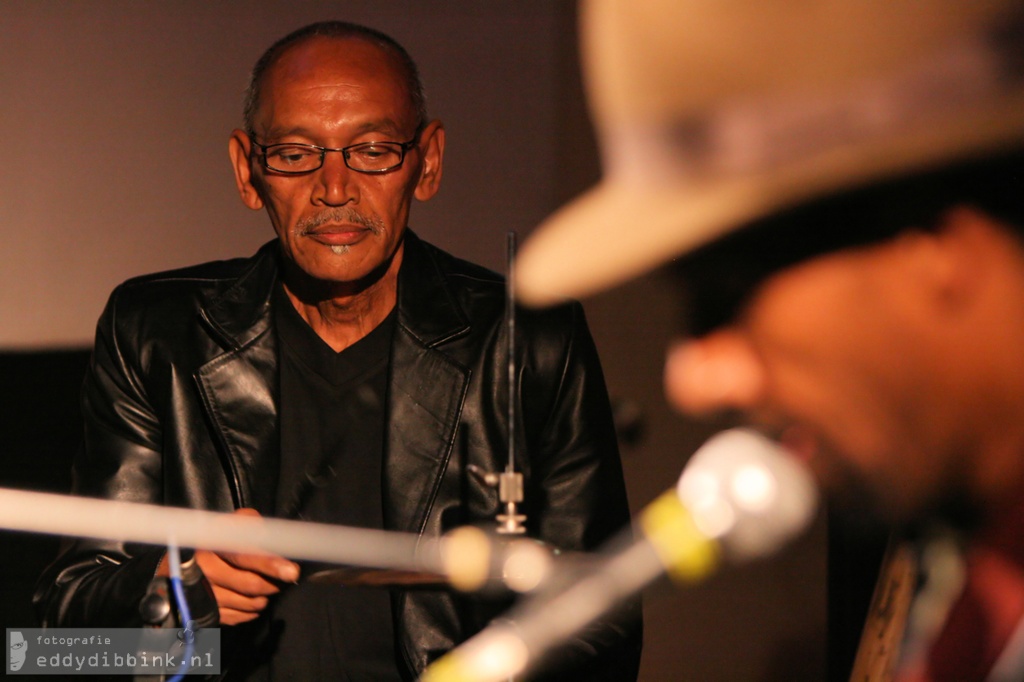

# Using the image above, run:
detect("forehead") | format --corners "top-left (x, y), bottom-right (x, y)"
top-left (256, 36), bottom-right (414, 129)
top-left (672, 190), bottom-right (915, 336)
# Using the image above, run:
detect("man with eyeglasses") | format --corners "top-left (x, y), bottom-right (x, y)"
top-left (34, 20), bottom-right (641, 681)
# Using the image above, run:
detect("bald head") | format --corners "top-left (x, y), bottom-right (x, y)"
top-left (243, 21), bottom-right (427, 136)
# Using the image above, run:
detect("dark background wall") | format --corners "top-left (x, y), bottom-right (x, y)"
top-left (0, 352), bottom-right (84, 627)
top-left (1, 2), bottom-right (886, 679)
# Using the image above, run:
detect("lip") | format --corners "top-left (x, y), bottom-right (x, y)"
top-left (303, 225), bottom-right (370, 247)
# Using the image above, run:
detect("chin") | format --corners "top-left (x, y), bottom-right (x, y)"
top-left (290, 253), bottom-right (369, 282)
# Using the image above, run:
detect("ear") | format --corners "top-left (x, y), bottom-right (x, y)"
top-left (903, 206), bottom-right (993, 314)
top-left (229, 129), bottom-right (265, 211)
top-left (413, 119), bottom-right (445, 202)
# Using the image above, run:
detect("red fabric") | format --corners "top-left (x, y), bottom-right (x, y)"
top-left (903, 498), bottom-right (1024, 682)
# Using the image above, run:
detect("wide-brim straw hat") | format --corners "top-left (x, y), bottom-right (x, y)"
top-left (515, 0), bottom-right (1024, 306)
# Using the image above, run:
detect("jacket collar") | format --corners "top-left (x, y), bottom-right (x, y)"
top-left (396, 231), bottom-right (472, 347)
top-left (201, 231), bottom-right (471, 350)
top-left (199, 241), bottom-right (280, 351)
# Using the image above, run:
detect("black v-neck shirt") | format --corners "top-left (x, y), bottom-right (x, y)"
top-left (246, 284), bottom-right (401, 681)
top-left (274, 284), bottom-right (394, 527)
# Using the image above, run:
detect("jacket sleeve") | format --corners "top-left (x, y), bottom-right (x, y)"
top-left (519, 301), bottom-right (643, 682)
top-left (32, 286), bottom-right (206, 628)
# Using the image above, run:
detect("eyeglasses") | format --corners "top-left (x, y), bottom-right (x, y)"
top-left (248, 134), bottom-right (419, 174)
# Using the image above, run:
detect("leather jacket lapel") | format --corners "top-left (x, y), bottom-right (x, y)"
top-left (385, 233), bottom-right (472, 533)
top-left (385, 332), bottom-right (469, 533)
top-left (194, 243), bottom-right (281, 512)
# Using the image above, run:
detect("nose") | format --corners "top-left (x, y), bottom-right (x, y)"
top-left (313, 149), bottom-right (359, 206)
top-left (664, 331), bottom-right (766, 415)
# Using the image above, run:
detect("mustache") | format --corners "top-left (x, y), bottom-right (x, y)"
top-left (296, 208), bottom-right (383, 235)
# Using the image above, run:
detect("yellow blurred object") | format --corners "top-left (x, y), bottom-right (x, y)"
top-left (640, 490), bottom-right (720, 582)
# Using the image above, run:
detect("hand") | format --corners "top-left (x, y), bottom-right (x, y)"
top-left (190, 508), bottom-right (301, 625)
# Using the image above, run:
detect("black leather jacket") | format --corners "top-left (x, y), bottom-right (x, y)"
top-left (34, 232), bottom-right (641, 680)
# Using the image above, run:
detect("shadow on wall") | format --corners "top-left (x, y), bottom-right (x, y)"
top-left (0, 349), bottom-right (90, 630)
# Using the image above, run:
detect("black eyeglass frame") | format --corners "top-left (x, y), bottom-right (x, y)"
top-left (247, 133), bottom-right (420, 175)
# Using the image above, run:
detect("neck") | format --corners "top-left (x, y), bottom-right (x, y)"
top-left (282, 246), bottom-right (403, 352)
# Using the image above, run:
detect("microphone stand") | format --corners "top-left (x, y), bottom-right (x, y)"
top-left (465, 231), bottom-right (526, 682)
top-left (466, 231), bottom-right (528, 538)
top-left (497, 231), bottom-right (526, 537)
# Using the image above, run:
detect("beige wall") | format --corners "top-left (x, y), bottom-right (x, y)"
top-left (0, 2), bottom-right (827, 679)
top-left (0, 0), bottom-right (568, 348)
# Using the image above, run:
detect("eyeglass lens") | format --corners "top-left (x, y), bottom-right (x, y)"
top-left (262, 142), bottom-right (406, 173)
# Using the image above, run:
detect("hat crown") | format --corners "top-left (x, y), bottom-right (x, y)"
top-left (586, 0), bottom-right (1017, 126)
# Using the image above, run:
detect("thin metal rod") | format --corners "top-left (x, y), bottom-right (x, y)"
top-left (506, 230), bottom-right (517, 475)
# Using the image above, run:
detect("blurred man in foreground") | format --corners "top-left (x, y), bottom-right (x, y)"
top-left (517, 0), bottom-right (1024, 679)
